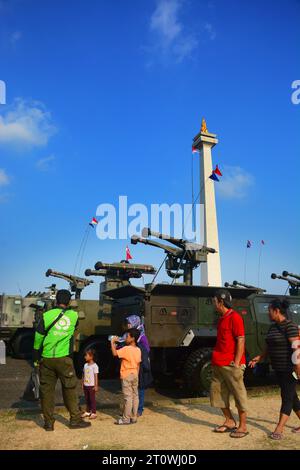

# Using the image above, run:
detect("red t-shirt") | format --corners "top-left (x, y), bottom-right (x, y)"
top-left (212, 309), bottom-right (246, 367)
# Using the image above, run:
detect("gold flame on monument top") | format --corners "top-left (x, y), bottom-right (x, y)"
top-left (201, 118), bottom-right (208, 134)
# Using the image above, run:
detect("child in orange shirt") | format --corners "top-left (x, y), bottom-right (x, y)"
top-left (111, 328), bottom-right (141, 425)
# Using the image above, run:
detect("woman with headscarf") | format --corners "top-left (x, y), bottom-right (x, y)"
top-left (125, 315), bottom-right (152, 416)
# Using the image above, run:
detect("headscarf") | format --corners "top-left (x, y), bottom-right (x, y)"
top-left (126, 315), bottom-right (146, 336)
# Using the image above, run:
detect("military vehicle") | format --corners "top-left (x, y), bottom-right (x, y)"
top-left (2, 235), bottom-right (299, 393)
top-left (0, 262), bottom-right (156, 377)
top-left (90, 229), bottom-right (300, 394)
top-left (0, 285), bottom-right (56, 358)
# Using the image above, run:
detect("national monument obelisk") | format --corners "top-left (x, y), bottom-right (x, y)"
top-left (193, 119), bottom-right (222, 286)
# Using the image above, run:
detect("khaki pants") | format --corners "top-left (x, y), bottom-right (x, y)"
top-left (210, 365), bottom-right (248, 412)
top-left (121, 373), bottom-right (139, 423)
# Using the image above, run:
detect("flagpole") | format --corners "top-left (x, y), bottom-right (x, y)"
top-left (73, 225), bottom-right (89, 275)
top-left (257, 242), bottom-right (264, 287)
top-left (243, 245), bottom-right (248, 284)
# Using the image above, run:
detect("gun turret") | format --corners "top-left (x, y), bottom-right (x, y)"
top-left (131, 227), bottom-right (216, 285)
top-left (271, 272), bottom-right (300, 296)
top-left (45, 269), bottom-right (93, 299)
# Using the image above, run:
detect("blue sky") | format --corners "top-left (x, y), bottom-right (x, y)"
top-left (0, 0), bottom-right (299, 298)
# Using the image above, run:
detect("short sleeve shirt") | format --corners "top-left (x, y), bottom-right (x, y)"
top-left (266, 320), bottom-right (299, 372)
top-left (116, 345), bottom-right (141, 379)
top-left (212, 310), bottom-right (246, 367)
top-left (83, 362), bottom-right (99, 386)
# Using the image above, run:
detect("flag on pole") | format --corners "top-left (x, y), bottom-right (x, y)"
top-left (247, 240), bottom-right (252, 248)
top-left (192, 146), bottom-right (200, 154)
top-left (209, 172), bottom-right (219, 182)
top-left (213, 165), bottom-right (222, 177)
top-left (89, 217), bottom-right (98, 228)
top-left (126, 246), bottom-right (133, 261)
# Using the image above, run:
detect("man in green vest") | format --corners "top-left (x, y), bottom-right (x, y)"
top-left (33, 289), bottom-right (91, 431)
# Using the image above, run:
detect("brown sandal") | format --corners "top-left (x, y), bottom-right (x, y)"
top-left (214, 425), bottom-right (237, 433)
top-left (230, 430), bottom-right (249, 438)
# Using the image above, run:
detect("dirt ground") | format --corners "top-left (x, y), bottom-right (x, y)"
top-left (1, 395), bottom-right (300, 451)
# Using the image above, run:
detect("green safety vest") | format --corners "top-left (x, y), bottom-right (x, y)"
top-left (33, 308), bottom-right (78, 359)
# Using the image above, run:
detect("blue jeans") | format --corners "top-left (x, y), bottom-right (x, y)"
top-left (138, 388), bottom-right (145, 415)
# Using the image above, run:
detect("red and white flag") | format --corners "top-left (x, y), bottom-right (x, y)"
top-left (192, 146), bottom-right (200, 154)
top-left (126, 246), bottom-right (133, 261)
top-left (89, 217), bottom-right (98, 227)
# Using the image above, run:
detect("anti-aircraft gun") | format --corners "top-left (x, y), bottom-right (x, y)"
top-left (131, 227), bottom-right (216, 286)
top-left (45, 269), bottom-right (94, 299)
top-left (85, 261), bottom-right (156, 319)
top-left (271, 271), bottom-right (300, 296)
top-left (224, 280), bottom-right (266, 293)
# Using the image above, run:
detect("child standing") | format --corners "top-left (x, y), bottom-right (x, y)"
top-left (82, 349), bottom-right (99, 419)
top-left (111, 328), bottom-right (141, 425)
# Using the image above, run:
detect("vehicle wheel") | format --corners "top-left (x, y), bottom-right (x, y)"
top-left (183, 348), bottom-right (213, 395)
top-left (75, 339), bottom-right (115, 379)
top-left (10, 331), bottom-right (34, 359)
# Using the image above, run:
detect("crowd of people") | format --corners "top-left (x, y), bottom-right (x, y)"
top-left (33, 288), bottom-right (300, 440)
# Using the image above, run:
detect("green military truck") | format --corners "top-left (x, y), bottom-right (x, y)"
top-left (106, 282), bottom-right (300, 393)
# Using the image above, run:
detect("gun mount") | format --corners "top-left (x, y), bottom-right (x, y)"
top-left (232, 280), bottom-right (266, 293)
top-left (45, 269), bottom-right (94, 299)
top-left (271, 272), bottom-right (300, 296)
top-left (131, 227), bottom-right (216, 286)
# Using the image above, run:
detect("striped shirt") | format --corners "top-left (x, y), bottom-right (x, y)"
top-left (266, 320), bottom-right (299, 372)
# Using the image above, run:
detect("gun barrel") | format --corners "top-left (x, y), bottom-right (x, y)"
top-left (271, 273), bottom-right (300, 287)
top-left (131, 235), bottom-right (181, 256)
top-left (45, 269), bottom-right (93, 286)
top-left (93, 262), bottom-right (156, 274)
top-left (282, 271), bottom-right (300, 281)
top-left (142, 227), bottom-right (184, 245)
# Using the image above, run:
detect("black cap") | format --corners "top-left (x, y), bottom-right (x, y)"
top-left (56, 289), bottom-right (71, 306)
top-left (214, 289), bottom-right (232, 308)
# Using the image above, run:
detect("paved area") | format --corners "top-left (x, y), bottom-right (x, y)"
top-left (0, 357), bottom-right (281, 411)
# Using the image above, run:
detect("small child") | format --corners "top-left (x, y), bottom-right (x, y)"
top-left (111, 328), bottom-right (141, 425)
top-left (81, 348), bottom-right (99, 419)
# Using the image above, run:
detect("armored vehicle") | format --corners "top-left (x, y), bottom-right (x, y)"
top-left (95, 230), bottom-right (300, 393)
top-left (0, 286), bottom-right (56, 358)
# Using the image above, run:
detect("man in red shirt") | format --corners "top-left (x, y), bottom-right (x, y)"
top-left (210, 289), bottom-right (248, 438)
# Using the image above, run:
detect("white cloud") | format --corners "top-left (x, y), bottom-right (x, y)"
top-left (0, 168), bottom-right (9, 186)
top-left (216, 165), bottom-right (254, 199)
top-left (0, 98), bottom-right (57, 150)
top-left (149, 0), bottom-right (198, 62)
top-left (36, 155), bottom-right (55, 172)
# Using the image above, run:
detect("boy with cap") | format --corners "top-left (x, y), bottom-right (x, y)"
top-left (33, 289), bottom-right (91, 431)
top-left (210, 289), bottom-right (249, 438)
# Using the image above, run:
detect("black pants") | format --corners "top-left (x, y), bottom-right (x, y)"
top-left (83, 386), bottom-right (96, 414)
top-left (276, 371), bottom-right (300, 416)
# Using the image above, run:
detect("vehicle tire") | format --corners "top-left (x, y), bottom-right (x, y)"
top-left (183, 348), bottom-right (213, 395)
top-left (75, 339), bottom-right (116, 379)
top-left (10, 330), bottom-right (34, 359)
